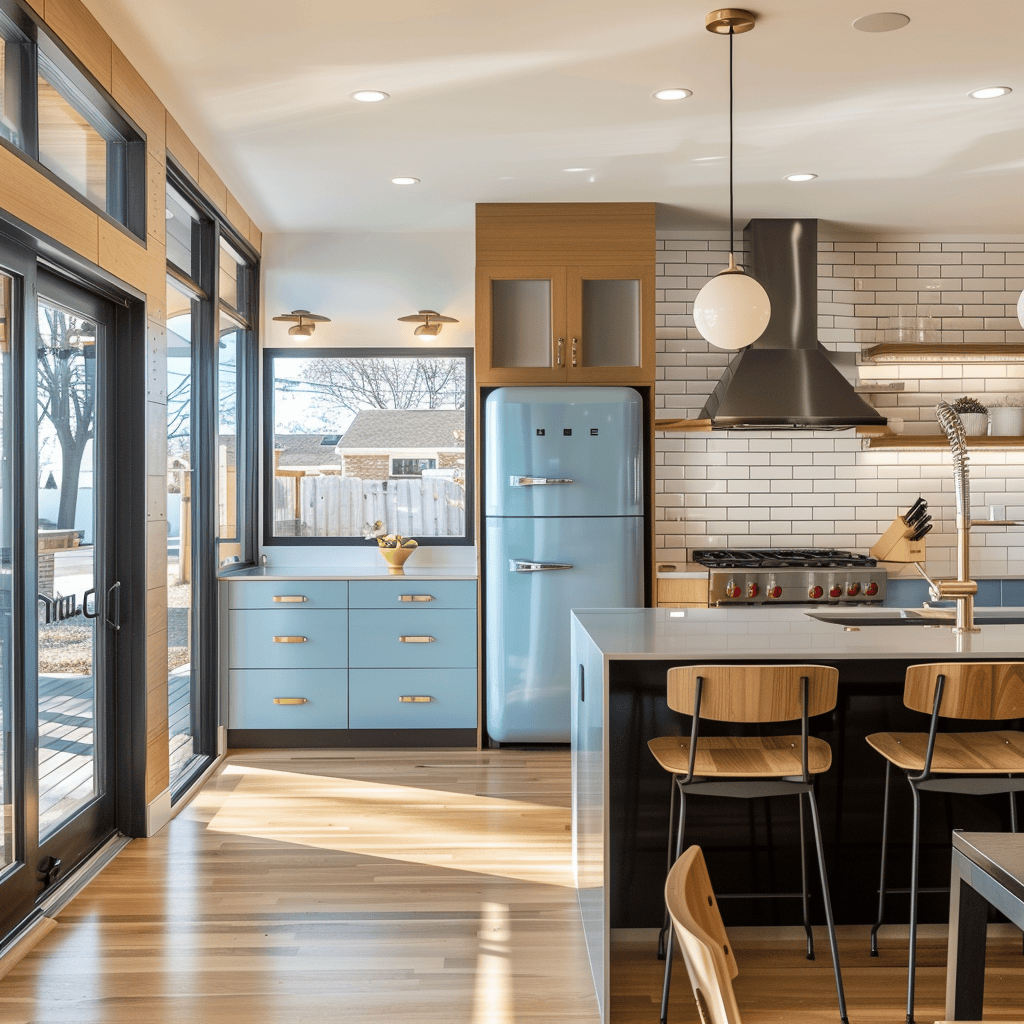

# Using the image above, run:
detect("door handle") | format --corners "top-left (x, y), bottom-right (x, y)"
top-left (105, 581), bottom-right (121, 631)
top-left (510, 476), bottom-right (574, 487)
top-left (510, 560), bottom-right (573, 573)
top-left (83, 587), bottom-right (97, 619)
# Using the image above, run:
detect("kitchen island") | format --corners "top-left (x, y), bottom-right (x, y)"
top-left (570, 606), bottom-right (1024, 1023)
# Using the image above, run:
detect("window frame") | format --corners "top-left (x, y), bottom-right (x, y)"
top-left (263, 346), bottom-right (474, 548)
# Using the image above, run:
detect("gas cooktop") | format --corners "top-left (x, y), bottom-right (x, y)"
top-left (692, 548), bottom-right (879, 570)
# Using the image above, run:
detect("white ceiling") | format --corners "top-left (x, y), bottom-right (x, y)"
top-left (85, 0), bottom-right (1024, 236)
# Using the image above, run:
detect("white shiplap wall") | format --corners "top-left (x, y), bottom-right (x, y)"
top-left (654, 231), bottom-right (1024, 577)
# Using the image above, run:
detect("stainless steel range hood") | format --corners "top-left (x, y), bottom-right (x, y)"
top-left (699, 218), bottom-right (887, 429)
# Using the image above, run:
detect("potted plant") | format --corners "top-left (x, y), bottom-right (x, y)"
top-left (951, 396), bottom-right (989, 436)
top-left (987, 395), bottom-right (1024, 436)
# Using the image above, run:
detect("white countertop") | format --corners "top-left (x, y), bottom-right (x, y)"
top-left (220, 565), bottom-right (478, 581)
top-left (571, 605), bottom-right (1024, 660)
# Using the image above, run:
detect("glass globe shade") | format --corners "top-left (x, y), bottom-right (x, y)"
top-left (1017, 288), bottom-right (1024, 330)
top-left (693, 269), bottom-right (772, 350)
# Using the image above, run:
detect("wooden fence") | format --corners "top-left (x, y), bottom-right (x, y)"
top-left (274, 475), bottom-right (466, 538)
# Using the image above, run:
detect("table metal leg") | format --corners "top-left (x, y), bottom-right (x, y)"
top-left (945, 848), bottom-right (989, 1021)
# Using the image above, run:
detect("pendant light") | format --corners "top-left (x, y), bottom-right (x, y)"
top-left (692, 9), bottom-right (771, 351)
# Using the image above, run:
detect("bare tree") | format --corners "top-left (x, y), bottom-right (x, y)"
top-left (289, 357), bottom-right (466, 415)
top-left (37, 309), bottom-right (94, 530)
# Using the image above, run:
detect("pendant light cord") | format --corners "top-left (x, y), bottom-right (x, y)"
top-left (729, 25), bottom-right (735, 258)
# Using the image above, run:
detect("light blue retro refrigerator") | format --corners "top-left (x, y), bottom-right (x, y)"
top-left (485, 387), bottom-right (643, 743)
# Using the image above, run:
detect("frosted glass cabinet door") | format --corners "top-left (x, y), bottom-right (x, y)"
top-left (580, 278), bottom-right (640, 367)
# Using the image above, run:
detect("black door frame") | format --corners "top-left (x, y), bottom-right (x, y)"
top-left (0, 219), bottom-right (148, 946)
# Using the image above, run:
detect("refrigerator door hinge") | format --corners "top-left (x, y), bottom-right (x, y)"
top-left (510, 560), bottom-right (574, 573)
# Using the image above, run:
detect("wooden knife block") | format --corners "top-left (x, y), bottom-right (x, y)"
top-left (870, 516), bottom-right (926, 563)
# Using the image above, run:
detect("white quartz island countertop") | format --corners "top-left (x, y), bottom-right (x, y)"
top-left (568, 605), bottom-right (1024, 1024)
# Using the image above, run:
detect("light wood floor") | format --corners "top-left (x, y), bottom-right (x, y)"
top-left (1, 748), bottom-right (1022, 1024)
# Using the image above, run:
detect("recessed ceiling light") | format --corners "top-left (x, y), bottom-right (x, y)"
top-left (852, 12), bottom-right (910, 32)
top-left (351, 90), bottom-right (389, 102)
top-left (653, 88), bottom-right (692, 101)
top-left (969, 86), bottom-right (1012, 100)
top-left (563, 167), bottom-right (591, 173)
top-left (391, 177), bottom-right (419, 185)
top-left (785, 173), bottom-right (818, 182)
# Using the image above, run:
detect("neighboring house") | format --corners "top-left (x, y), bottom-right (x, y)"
top-left (334, 410), bottom-right (465, 480)
top-left (272, 432), bottom-right (347, 474)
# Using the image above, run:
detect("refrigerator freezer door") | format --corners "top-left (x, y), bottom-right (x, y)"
top-left (484, 387), bottom-right (643, 518)
top-left (485, 515), bottom-right (642, 743)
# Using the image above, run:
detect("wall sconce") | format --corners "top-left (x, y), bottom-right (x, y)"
top-left (398, 309), bottom-right (459, 336)
top-left (273, 309), bottom-right (331, 337)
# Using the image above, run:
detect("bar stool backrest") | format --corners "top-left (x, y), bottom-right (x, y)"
top-left (666, 845), bottom-right (742, 1024)
top-left (904, 662), bottom-right (1024, 720)
top-left (667, 664), bottom-right (840, 723)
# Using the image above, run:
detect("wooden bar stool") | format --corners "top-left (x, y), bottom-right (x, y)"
top-left (866, 661), bottom-right (1024, 1024)
top-left (649, 664), bottom-right (848, 1024)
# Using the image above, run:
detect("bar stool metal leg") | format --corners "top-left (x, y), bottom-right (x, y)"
top-left (660, 784), bottom-right (687, 1023)
top-left (905, 781), bottom-right (923, 1024)
top-left (657, 776), bottom-right (678, 960)
top-left (798, 794), bottom-right (814, 960)
top-left (806, 787), bottom-right (850, 1024)
top-left (870, 760), bottom-right (893, 957)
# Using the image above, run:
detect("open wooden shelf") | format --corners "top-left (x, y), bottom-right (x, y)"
top-left (862, 343), bottom-right (1024, 363)
top-left (863, 434), bottom-right (1024, 450)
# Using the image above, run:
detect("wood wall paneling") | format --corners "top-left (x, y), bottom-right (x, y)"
top-left (111, 46), bottom-right (165, 164)
top-left (165, 113), bottom-right (199, 181)
top-left (43, 0), bottom-right (112, 92)
top-left (476, 202), bottom-right (656, 265)
top-left (0, 146), bottom-right (99, 261)
top-left (197, 154), bottom-right (227, 215)
top-left (225, 190), bottom-right (249, 241)
top-left (21, 0), bottom-right (43, 16)
top-left (145, 519), bottom-right (167, 592)
top-left (97, 218), bottom-right (158, 293)
top-left (145, 627), bottom-right (170, 801)
top-left (146, 583), bottom-right (167, 639)
top-left (247, 220), bottom-right (262, 253)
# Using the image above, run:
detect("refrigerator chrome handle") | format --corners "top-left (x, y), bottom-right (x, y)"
top-left (510, 559), bottom-right (574, 573)
top-left (510, 476), bottom-right (574, 487)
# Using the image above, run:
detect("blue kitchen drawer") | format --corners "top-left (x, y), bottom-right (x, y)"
top-left (228, 608), bottom-right (347, 668)
top-left (226, 580), bottom-right (348, 610)
top-left (349, 669), bottom-right (476, 729)
top-left (348, 609), bottom-right (477, 668)
top-left (228, 668), bottom-right (348, 729)
top-left (349, 579), bottom-right (476, 610)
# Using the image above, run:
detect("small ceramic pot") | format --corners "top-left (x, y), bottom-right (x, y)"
top-left (988, 406), bottom-right (1024, 436)
top-left (379, 545), bottom-right (414, 574)
top-left (957, 412), bottom-right (989, 436)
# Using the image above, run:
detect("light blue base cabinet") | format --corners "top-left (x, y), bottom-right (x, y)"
top-left (223, 576), bottom-right (477, 746)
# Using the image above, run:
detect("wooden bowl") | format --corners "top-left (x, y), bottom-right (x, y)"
top-left (379, 545), bottom-right (414, 574)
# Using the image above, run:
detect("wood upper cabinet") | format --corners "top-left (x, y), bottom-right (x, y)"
top-left (475, 204), bottom-right (655, 386)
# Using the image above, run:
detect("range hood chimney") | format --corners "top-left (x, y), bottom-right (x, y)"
top-left (699, 218), bottom-right (887, 429)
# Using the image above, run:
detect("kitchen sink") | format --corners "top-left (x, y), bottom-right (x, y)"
top-left (806, 607), bottom-right (1024, 627)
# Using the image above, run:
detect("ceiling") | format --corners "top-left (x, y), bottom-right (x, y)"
top-left (84, 0), bottom-right (1024, 236)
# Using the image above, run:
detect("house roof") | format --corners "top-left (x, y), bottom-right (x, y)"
top-left (273, 433), bottom-right (346, 467)
top-left (337, 410), bottom-right (465, 451)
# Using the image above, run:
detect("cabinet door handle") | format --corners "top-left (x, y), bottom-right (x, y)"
top-left (272, 635), bottom-right (308, 643)
top-left (399, 635), bottom-right (435, 643)
top-left (556, 336), bottom-right (564, 367)
top-left (571, 336), bottom-right (578, 368)
top-left (273, 697), bottom-right (308, 705)
top-left (399, 695), bottom-right (435, 703)
top-left (273, 595), bottom-right (308, 603)
top-left (399, 594), bottom-right (434, 602)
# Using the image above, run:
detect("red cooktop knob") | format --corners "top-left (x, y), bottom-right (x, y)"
top-left (829, 585), bottom-right (842, 599)
top-left (747, 582), bottom-right (760, 599)
top-left (865, 581), bottom-right (879, 596)
top-left (809, 585), bottom-right (824, 599)
top-left (769, 585), bottom-right (783, 600)
top-left (847, 582), bottom-right (861, 597)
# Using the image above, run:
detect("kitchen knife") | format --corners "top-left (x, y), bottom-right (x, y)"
top-left (907, 513), bottom-right (931, 535)
top-left (906, 503), bottom-right (929, 527)
top-left (903, 497), bottom-right (926, 523)
top-left (910, 522), bottom-right (933, 542)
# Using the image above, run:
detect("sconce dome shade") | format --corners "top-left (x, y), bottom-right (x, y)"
top-left (693, 268), bottom-right (771, 350)
top-left (1017, 288), bottom-right (1024, 330)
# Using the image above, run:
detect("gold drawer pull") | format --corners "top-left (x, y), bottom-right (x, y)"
top-left (272, 635), bottom-right (308, 643)
top-left (399, 594), bottom-right (434, 602)
top-left (273, 697), bottom-right (308, 705)
top-left (399, 695), bottom-right (435, 703)
top-left (399, 635), bottom-right (435, 643)
top-left (273, 595), bottom-right (308, 603)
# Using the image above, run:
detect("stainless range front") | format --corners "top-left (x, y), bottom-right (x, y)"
top-left (693, 548), bottom-right (887, 606)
